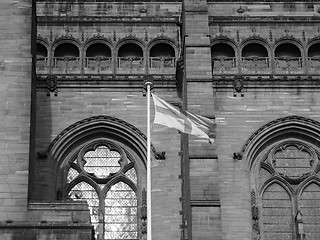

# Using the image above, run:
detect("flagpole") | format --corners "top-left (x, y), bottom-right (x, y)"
top-left (145, 80), bottom-right (153, 240)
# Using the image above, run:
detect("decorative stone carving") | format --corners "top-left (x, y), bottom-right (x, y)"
top-left (155, 151), bottom-right (166, 160)
top-left (140, 188), bottom-right (147, 240)
top-left (237, 6), bottom-right (245, 14)
top-left (251, 190), bottom-right (260, 240)
top-left (233, 152), bottom-right (242, 160)
top-left (46, 75), bottom-right (58, 96)
top-left (37, 151), bottom-right (48, 160)
top-left (233, 75), bottom-right (244, 97)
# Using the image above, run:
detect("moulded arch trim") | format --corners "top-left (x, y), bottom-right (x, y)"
top-left (84, 37), bottom-right (113, 53)
top-left (37, 37), bottom-right (49, 49)
top-left (274, 38), bottom-right (304, 57)
top-left (69, 162), bottom-right (82, 174)
top-left (65, 175), bottom-right (101, 199)
top-left (260, 162), bottom-right (275, 175)
top-left (307, 36), bottom-right (320, 49)
top-left (147, 37), bottom-right (177, 53)
top-left (259, 175), bottom-right (294, 199)
top-left (123, 162), bottom-right (135, 174)
top-left (36, 41), bottom-right (49, 58)
top-left (306, 37), bottom-right (320, 56)
top-left (240, 38), bottom-right (271, 57)
top-left (307, 36), bottom-right (320, 46)
top-left (116, 36), bottom-right (145, 52)
top-left (241, 36), bottom-right (270, 47)
top-left (210, 37), bottom-right (238, 53)
top-left (274, 37), bottom-right (303, 48)
top-left (47, 115), bottom-right (149, 171)
top-left (52, 38), bottom-right (81, 54)
top-left (242, 116), bottom-right (320, 171)
top-left (296, 175), bottom-right (320, 196)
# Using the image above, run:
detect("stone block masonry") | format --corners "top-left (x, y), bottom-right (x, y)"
top-left (0, 0), bottom-right (32, 221)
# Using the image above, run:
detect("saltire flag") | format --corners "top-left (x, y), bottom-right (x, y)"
top-left (152, 93), bottom-right (215, 143)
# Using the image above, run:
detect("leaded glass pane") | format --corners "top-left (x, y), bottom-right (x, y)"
top-left (104, 182), bottom-right (137, 240)
top-left (67, 167), bottom-right (79, 183)
top-left (68, 182), bottom-right (99, 232)
top-left (262, 183), bottom-right (293, 240)
top-left (273, 145), bottom-right (313, 179)
top-left (300, 183), bottom-right (320, 240)
top-left (125, 168), bottom-right (137, 184)
top-left (84, 145), bottom-right (121, 178)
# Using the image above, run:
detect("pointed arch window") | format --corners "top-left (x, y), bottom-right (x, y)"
top-left (254, 141), bottom-right (320, 240)
top-left (65, 140), bottom-right (140, 240)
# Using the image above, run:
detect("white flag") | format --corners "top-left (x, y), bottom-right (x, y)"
top-left (152, 94), bottom-right (215, 143)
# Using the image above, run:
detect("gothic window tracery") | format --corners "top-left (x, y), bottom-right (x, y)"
top-left (256, 141), bottom-right (320, 240)
top-left (65, 140), bottom-right (139, 240)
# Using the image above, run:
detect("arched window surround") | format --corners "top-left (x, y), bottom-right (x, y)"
top-left (306, 39), bottom-right (320, 73)
top-left (35, 115), bottom-right (150, 201)
top-left (51, 39), bottom-right (81, 73)
top-left (242, 116), bottom-right (320, 240)
top-left (147, 39), bottom-right (177, 72)
top-left (211, 38), bottom-right (237, 73)
top-left (36, 40), bottom-right (49, 71)
top-left (116, 38), bottom-right (145, 73)
top-left (240, 40), bottom-right (270, 74)
top-left (83, 39), bottom-right (113, 74)
top-left (274, 39), bottom-right (304, 74)
top-left (38, 115), bottom-right (151, 240)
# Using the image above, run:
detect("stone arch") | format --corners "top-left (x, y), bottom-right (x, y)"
top-left (84, 37), bottom-right (113, 57)
top-left (52, 38), bottom-right (81, 55)
top-left (297, 175), bottom-right (320, 197)
top-left (36, 40), bottom-right (49, 70)
top-left (210, 38), bottom-right (238, 72)
top-left (147, 39), bottom-right (177, 70)
top-left (47, 115), bottom-right (149, 171)
top-left (306, 38), bottom-right (320, 58)
top-left (65, 175), bottom-right (102, 199)
top-left (210, 36), bottom-right (237, 49)
top-left (210, 37), bottom-right (238, 57)
top-left (36, 37), bottom-right (49, 53)
top-left (260, 175), bottom-right (294, 197)
top-left (34, 115), bottom-right (154, 202)
top-left (102, 175), bottom-right (137, 198)
top-left (147, 37), bottom-right (178, 57)
top-left (116, 36), bottom-right (145, 53)
top-left (241, 116), bottom-right (320, 171)
top-left (243, 116), bottom-right (320, 240)
top-left (53, 41), bottom-right (80, 58)
top-left (274, 38), bottom-right (304, 58)
top-left (240, 37), bottom-right (271, 58)
top-left (240, 39), bottom-right (270, 58)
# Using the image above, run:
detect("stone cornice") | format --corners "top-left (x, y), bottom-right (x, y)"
top-left (209, 16), bottom-right (320, 24)
top-left (213, 74), bottom-right (320, 91)
top-left (208, 0), bottom-right (320, 2)
top-left (37, 0), bottom-right (181, 2)
top-left (37, 74), bottom-right (177, 90)
top-left (190, 200), bottom-right (221, 207)
top-left (37, 16), bottom-right (180, 25)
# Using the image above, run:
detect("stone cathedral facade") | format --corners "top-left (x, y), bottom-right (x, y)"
top-left (1, 0), bottom-right (320, 239)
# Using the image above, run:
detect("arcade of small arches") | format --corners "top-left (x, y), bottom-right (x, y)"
top-left (37, 37), bottom-right (320, 77)
top-left (211, 39), bottom-right (320, 75)
top-left (36, 38), bottom-right (177, 75)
